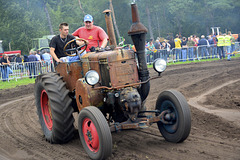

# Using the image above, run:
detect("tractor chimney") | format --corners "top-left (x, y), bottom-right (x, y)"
top-left (103, 9), bottom-right (117, 49)
top-left (128, 3), bottom-right (150, 101)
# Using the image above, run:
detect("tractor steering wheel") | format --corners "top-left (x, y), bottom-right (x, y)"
top-left (63, 38), bottom-right (88, 57)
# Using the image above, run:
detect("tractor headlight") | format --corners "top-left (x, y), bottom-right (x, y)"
top-left (85, 70), bottom-right (99, 86)
top-left (153, 58), bottom-right (167, 73)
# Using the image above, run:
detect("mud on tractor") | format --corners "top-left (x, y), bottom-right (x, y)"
top-left (34, 3), bottom-right (191, 160)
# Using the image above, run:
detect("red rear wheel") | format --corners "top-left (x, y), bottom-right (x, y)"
top-left (40, 90), bottom-right (52, 131)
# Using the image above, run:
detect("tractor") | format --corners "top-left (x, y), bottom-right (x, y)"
top-left (31, 35), bottom-right (55, 54)
top-left (34, 3), bottom-right (191, 160)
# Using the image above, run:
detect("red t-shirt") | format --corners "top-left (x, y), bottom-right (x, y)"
top-left (72, 26), bottom-right (108, 52)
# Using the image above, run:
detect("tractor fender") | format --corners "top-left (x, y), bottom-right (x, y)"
top-left (75, 78), bottom-right (104, 111)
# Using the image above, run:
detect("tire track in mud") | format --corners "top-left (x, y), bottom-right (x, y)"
top-left (188, 79), bottom-right (240, 127)
top-left (0, 95), bottom-right (89, 160)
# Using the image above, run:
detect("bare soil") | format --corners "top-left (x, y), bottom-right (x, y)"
top-left (0, 58), bottom-right (240, 160)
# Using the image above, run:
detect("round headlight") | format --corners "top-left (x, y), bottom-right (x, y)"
top-left (153, 58), bottom-right (167, 73)
top-left (85, 70), bottom-right (99, 86)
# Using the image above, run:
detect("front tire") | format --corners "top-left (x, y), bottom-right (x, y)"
top-left (34, 73), bottom-right (75, 143)
top-left (78, 106), bottom-right (112, 160)
top-left (156, 90), bottom-right (191, 143)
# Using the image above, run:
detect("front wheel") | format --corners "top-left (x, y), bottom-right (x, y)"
top-left (156, 90), bottom-right (191, 143)
top-left (78, 106), bottom-right (112, 160)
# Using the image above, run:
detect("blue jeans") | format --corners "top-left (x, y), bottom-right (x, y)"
top-left (200, 46), bottom-right (209, 59)
top-left (226, 46), bottom-right (231, 60)
top-left (231, 44), bottom-right (235, 53)
top-left (1, 66), bottom-right (12, 81)
top-left (188, 47), bottom-right (194, 61)
top-left (29, 62), bottom-right (36, 78)
top-left (175, 49), bottom-right (181, 61)
top-left (218, 46), bottom-right (225, 59)
top-left (182, 49), bottom-right (187, 62)
top-left (212, 47), bottom-right (217, 58)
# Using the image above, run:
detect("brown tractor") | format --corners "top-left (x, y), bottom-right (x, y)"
top-left (34, 3), bottom-right (191, 160)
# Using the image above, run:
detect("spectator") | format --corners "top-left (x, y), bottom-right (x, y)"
top-left (181, 37), bottom-right (188, 62)
top-left (198, 35), bottom-right (209, 59)
top-left (208, 36), bottom-right (214, 58)
top-left (225, 31), bottom-right (232, 61)
top-left (237, 33), bottom-right (240, 42)
top-left (212, 36), bottom-right (218, 58)
top-left (153, 39), bottom-right (161, 59)
top-left (161, 40), bottom-right (170, 62)
top-left (0, 58), bottom-right (2, 80)
top-left (28, 50), bottom-right (38, 78)
top-left (24, 55), bottom-right (30, 76)
top-left (15, 54), bottom-right (23, 79)
top-left (146, 40), bottom-right (155, 63)
top-left (193, 35), bottom-right (199, 47)
top-left (154, 39), bottom-right (161, 49)
top-left (186, 36), bottom-right (195, 61)
top-left (230, 33), bottom-right (236, 56)
top-left (0, 54), bottom-right (12, 81)
top-left (42, 51), bottom-right (52, 72)
top-left (174, 34), bottom-right (182, 61)
top-left (216, 33), bottom-right (225, 59)
top-left (35, 51), bottom-right (42, 74)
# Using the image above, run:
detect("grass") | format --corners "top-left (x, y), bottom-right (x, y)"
top-left (0, 78), bottom-right (35, 90)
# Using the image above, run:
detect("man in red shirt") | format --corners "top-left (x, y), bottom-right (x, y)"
top-left (72, 14), bottom-right (108, 52)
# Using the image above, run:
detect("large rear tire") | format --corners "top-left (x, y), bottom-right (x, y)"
top-left (156, 90), bottom-right (191, 143)
top-left (78, 106), bottom-right (112, 160)
top-left (34, 72), bottom-right (75, 143)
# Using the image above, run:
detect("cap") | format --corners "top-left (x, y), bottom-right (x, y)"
top-left (84, 14), bottom-right (93, 22)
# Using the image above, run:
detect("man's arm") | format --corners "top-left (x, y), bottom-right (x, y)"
top-left (50, 47), bottom-right (61, 63)
top-left (2, 57), bottom-right (10, 65)
top-left (101, 38), bottom-right (108, 48)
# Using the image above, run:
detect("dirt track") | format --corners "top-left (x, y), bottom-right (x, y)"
top-left (0, 58), bottom-right (240, 160)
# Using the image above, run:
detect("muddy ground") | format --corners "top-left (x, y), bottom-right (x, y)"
top-left (0, 58), bottom-right (240, 160)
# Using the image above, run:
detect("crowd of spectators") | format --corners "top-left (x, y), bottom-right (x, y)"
top-left (144, 32), bottom-right (240, 63)
top-left (0, 50), bottom-right (52, 81)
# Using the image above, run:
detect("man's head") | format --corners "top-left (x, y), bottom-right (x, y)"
top-left (59, 22), bottom-right (69, 37)
top-left (84, 14), bottom-right (94, 30)
top-left (29, 50), bottom-right (35, 55)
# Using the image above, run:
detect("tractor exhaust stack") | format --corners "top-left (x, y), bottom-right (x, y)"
top-left (103, 9), bottom-right (117, 49)
top-left (128, 3), bottom-right (150, 101)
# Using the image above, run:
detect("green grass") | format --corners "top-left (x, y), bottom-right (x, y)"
top-left (0, 78), bottom-right (35, 90)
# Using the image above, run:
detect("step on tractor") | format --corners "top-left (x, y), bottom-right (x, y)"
top-left (34, 3), bottom-right (191, 160)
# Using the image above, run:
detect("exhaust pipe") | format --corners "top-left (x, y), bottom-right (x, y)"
top-left (128, 3), bottom-right (150, 101)
top-left (103, 9), bottom-right (117, 49)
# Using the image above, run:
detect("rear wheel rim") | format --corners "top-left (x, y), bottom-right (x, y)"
top-left (161, 100), bottom-right (178, 133)
top-left (82, 118), bottom-right (99, 152)
top-left (40, 90), bottom-right (53, 130)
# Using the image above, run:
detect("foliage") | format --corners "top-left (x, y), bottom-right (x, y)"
top-left (0, 0), bottom-right (239, 54)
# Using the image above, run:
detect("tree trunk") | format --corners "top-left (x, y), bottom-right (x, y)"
top-left (43, 2), bottom-right (54, 35)
top-left (156, 12), bottom-right (161, 38)
top-left (109, 0), bottom-right (120, 43)
top-left (146, 5), bottom-right (154, 41)
top-left (78, 0), bottom-right (85, 15)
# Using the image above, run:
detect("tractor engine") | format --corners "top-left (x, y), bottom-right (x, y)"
top-left (79, 48), bottom-right (144, 122)
top-left (119, 87), bottom-right (142, 120)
